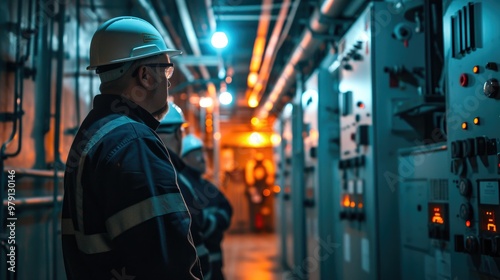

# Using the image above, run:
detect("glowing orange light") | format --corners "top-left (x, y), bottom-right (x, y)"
top-left (432, 207), bottom-right (444, 224)
top-left (214, 132), bottom-right (221, 141)
top-left (270, 134), bottom-right (281, 146)
top-left (473, 65), bottom-right (480, 73)
top-left (473, 117), bottom-right (480, 125)
top-left (263, 189), bottom-right (271, 197)
top-left (358, 202), bottom-right (363, 209)
top-left (251, 117), bottom-right (260, 126)
top-left (350, 201), bottom-right (356, 208)
top-left (248, 96), bottom-right (259, 108)
top-left (485, 211), bottom-right (497, 232)
top-left (342, 195), bottom-right (350, 207)
top-left (247, 72), bottom-right (259, 87)
top-left (488, 223), bottom-right (497, 232)
top-left (273, 185), bottom-right (281, 193)
top-left (309, 130), bottom-right (319, 141)
top-left (466, 220), bottom-right (471, 227)
top-left (461, 122), bottom-right (468, 130)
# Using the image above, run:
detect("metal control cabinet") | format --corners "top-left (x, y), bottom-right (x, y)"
top-left (398, 144), bottom-right (451, 280)
top-left (444, 1), bottom-right (500, 278)
top-left (274, 103), bottom-right (295, 271)
top-left (335, 2), bottom-right (424, 279)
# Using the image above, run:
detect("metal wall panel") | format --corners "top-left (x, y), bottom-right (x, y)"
top-left (336, 2), bottom-right (425, 279)
top-left (398, 144), bottom-right (450, 280)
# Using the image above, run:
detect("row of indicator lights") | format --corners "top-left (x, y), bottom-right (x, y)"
top-left (463, 211), bottom-right (498, 232)
top-left (460, 63), bottom-right (497, 87)
top-left (461, 117), bottom-right (480, 130)
top-left (342, 194), bottom-right (363, 209)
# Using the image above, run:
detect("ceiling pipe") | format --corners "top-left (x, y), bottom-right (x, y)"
top-left (205, 0), bottom-right (217, 32)
top-left (255, 0), bottom-right (354, 119)
top-left (247, 0), bottom-right (291, 108)
top-left (175, 0), bottom-right (211, 80)
top-left (137, 0), bottom-right (195, 81)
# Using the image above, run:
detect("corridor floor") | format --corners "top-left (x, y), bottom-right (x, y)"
top-left (222, 233), bottom-right (289, 280)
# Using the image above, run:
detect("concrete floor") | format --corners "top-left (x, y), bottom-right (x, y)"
top-left (222, 233), bottom-right (288, 280)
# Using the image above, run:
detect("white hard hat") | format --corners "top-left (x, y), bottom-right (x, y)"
top-left (157, 102), bottom-right (186, 133)
top-left (181, 134), bottom-right (204, 157)
top-left (87, 16), bottom-right (182, 71)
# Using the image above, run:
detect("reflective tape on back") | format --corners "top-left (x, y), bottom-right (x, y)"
top-left (75, 116), bottom-right (134, 232)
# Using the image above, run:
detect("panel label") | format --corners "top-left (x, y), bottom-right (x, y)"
top-left (480, 181), bottom-right (500, 205)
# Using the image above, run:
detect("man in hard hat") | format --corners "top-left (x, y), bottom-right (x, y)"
top-left (157, 102), bottom-right (211, 279)
top-left (62, 17), bottom-right (201, 279)
top-left (182, 134), bottom-right (233, 280)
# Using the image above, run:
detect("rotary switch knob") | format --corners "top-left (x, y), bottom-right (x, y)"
top-left (483, 78), bottom-right (499, 98)
top-left (460, 203), bottom-right (473, 220)
top-left (465, 235), bottom-right (479, 253)
top-left (459, 178), bottom-right (472, 197)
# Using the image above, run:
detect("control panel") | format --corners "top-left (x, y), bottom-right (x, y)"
top-left (444, 1), bottom-right (500, 278)
top-left (334, 2), bottom-right (425, 279)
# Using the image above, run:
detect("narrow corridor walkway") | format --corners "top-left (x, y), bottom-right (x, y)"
top-left (222, 233), bottom-right (288, 280)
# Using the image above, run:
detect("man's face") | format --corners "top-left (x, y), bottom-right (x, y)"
top-left (183, 148), bottom-right (206, 174)
top-left (149, 54), bottom-right (173, 120)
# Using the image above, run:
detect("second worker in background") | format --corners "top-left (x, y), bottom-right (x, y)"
top-left (182, 133), bottom-right (233, 280)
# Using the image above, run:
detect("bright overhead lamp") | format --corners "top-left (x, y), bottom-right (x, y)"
top-left (211, 31), bottom-right (228, 49)
top-left (219, 91), bottom-right (233, 105)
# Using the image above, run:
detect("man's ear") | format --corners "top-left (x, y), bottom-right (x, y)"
top-left (137, 66), bottom-right (157, 90)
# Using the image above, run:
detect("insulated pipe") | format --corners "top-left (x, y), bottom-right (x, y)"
top-left (34, 0), bottom-right (52, 169)
top-left (175, 0), bottom-right (211, 80)
top-left (3, 195), bottom-right (63, 208)
top-left (255, 0), bottom-right (352, 119)
top-left (52, 2), bottom-right (66, 278)
top-left (137, 0), bottom-right (195, 81)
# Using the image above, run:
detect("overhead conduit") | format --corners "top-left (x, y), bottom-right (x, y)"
top-left (255, 0), bottom-right (352, 119)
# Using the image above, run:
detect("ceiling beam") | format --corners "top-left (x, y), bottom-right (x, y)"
top-left (213, 3), bottom-right (290, 12)
top-left (217, 15), bottom-right (278, 21)
top-left (174, 55), bottom-right (220, 66)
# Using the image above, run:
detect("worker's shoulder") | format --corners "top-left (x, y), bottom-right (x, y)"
top-left (91, 114), bottom-right (157, 140)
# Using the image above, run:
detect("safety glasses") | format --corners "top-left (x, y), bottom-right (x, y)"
top-left (133, 63), bottom-right (174, 79)
top-left (144, 63), bottom-right (174, 79)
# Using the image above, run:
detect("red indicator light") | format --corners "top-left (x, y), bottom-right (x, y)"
top-left (460, 73), bottom-right (468, 87)
top-left (357, 102), bottom-right (365, 109)
top-left (466, 220), bottom-right (471, 227)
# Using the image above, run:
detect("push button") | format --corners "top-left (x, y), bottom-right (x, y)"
top-left (476, 136), bottom-right (487, 156)
top-left (464, 138), bottom-right (476, 157)
top-left (452, 140), bottom-right (463, 158)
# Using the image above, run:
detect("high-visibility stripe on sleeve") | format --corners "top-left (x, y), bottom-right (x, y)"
top-left (205, 206), bottom-right (231, 223)
top-left (209, 252), bottom-right (222, 262)
top-left (61, 218), bottom-right (112, 254)
top-left (105, 192), bottom-right (188, 239)
top-left (196, 244), bottom-right (209, 257)
top-left (204, 214), bottom-right (217, 237)
top-left (76, 116), bottom-right (133, 232)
